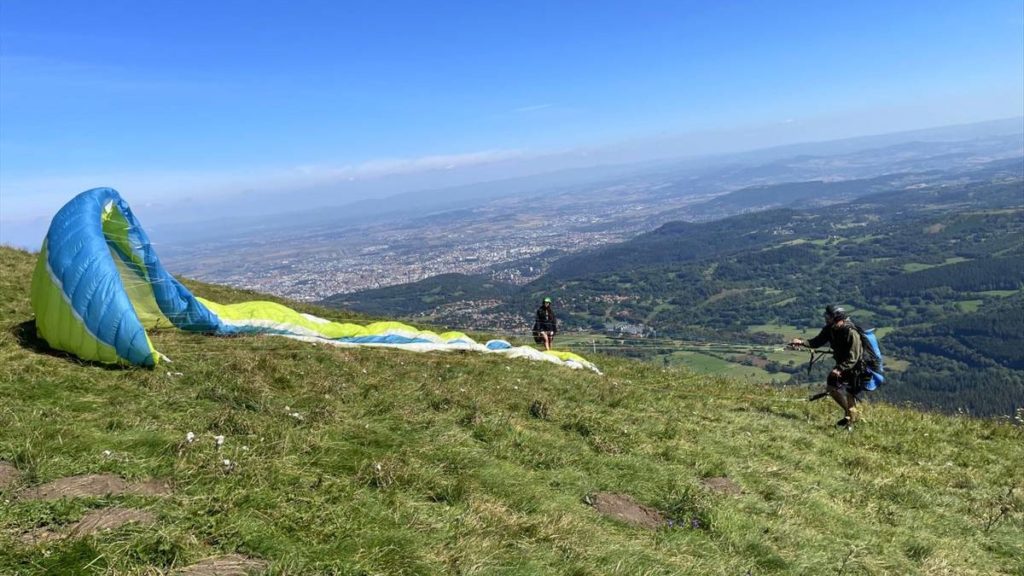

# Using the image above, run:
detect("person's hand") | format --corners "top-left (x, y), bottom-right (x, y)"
top-left (830, 368), bottom-right (842, 377)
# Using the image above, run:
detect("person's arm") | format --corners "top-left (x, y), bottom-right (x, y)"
top-left (806, 325), bottom-right (830, 349)
top-left (791, 326), bottom-right (828, 348)
top-left (551, 310), bottom-right (557, 334)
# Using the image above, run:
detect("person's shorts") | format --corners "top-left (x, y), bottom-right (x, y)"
top-left (828, 369), bottom-right (868, 396)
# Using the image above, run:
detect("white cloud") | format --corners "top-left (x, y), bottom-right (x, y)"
top-left (295, 149), bottom-right (527, 182)
top-left (0, 148), bottom-right (529, 220)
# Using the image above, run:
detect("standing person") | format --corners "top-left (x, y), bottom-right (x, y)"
top-left (790, 305), bottom-right (868, 428)
top-left (533, 297), bottom-right (558, 351)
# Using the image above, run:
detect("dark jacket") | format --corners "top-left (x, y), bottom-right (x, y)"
top-left (807, 321), bottom-right (862, 371)
top-left (535, 306), bottom-right (557, 333)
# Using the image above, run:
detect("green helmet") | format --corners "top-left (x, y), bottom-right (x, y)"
top-left (543, 297), bottom-right (552, 303)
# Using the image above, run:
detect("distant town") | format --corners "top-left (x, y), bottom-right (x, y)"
top-left (164, 178), bottom-right (710, 302)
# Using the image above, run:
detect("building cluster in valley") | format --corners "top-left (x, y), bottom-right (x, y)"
top-left (193, 219), bottom-right (632, 302)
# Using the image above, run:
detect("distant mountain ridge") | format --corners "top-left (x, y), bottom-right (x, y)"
top-left (328, 161), bottom-right (1024, 416)
top-left (158, 118), bottom-right (1023, 246)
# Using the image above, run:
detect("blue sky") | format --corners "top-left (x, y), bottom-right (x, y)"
top-left (1, 0), bottom-right (1023, 241)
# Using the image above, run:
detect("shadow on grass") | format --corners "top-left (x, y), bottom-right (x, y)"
top-left (11, 320), bottom-right (128, 370)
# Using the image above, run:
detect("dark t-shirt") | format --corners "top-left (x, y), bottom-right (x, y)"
top-left (807, 322), bottom-right (862, 371)
top-left (535, 307), bottom-right (557, 333)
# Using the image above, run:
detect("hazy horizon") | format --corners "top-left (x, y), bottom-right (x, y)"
top-left (2, 115), bottom-right (1023, 249)
top-left (2, 2), bottom-right (1023, 247)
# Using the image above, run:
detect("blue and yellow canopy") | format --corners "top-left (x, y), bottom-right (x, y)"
top-left (31, 188), bottom-right (600, 372)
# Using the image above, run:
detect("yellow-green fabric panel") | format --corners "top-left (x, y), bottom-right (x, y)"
top-left (545, 350), bottom-right (592, 364)
top-left (196, 298), bottom-right (372, 338)
top-left (30, 242), bottom-right (123, 365)
top-left (108, 245), bottom-right (172, 329)
top-left (101, 201), bottom-right (169, 329)
top-left (195, 298), bottom-right (469, 343)
top-left (101, 202), bottom-right (149, 280)
top-left (362, 321), bottom-right (441, 336)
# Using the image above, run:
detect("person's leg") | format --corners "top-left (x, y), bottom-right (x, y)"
top-left (541, 332), bottom-right (552, 350)
top-left (826, 371), bottom-right (856, 426)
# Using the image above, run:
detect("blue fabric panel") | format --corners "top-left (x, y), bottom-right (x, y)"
top-left (863, 329), bottom-right (884, 372)
top-left (486, 340), bottom-right (512, 350)
top-left (43, 188), bottom-right (225, 365)
top-left (340, 335), bottom-right (435, 345)
top-left (45, 189), bottom-right (146, 362)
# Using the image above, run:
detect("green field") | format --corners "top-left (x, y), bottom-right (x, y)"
top-left (902, 257), bottom-right (970, 272)
top-left (666, 351), bottom-right (791, 384)
top-left (978, 290), bottom-right (1021, 298)
top-left (747, 323), bottom-right (803, 337)
top-left (958, 299), bottom-right (985, 313)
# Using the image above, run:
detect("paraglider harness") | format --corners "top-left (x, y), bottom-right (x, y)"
top-left (532, 305), bottom-right (557, 345)
top-left (788, 324), bottom-right (886, 402)
top-left (787, 344), bottom-right (835, 401)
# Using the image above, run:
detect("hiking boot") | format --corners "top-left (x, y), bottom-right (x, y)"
top-left (836, 417), bottom-right (852, 428)
top-left (848, 407), bottom-right (860, 424)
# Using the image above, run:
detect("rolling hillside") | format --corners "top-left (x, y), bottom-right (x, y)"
top-left (1, 246), bottom-right (1022, 575)
top-left (334, 169), bottom-right (1024, 417)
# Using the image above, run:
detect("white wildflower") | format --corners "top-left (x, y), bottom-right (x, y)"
top-left (102, 450), bottom-right (112, 457)
top-left (290, 412), bottom-right (304, 421)
top-left (214, 435), bottom-right (225, 448)
top-left (186, 432), bottom-right (195, 444)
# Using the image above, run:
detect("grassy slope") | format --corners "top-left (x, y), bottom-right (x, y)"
top-left (1, 246), bottom-right (1022, 576)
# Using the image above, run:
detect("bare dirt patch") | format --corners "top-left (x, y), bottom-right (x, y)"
top-left (18, 528), bottom-right (62, 546)
top-left (20, 474), bottom-right (128, 500)
top-left (69, 507), bottom-right (157, 537)
top-left (19, 474), bottom-right (172, 500)
top-left (701, 476), bottom-right (742, 495)
top-left (0, 461), bottom-right (20, 491)
top-left (19, 507), bottom-right (156, 545)
top-left (175, 554), bottom-right (268, 575)
top-left (586, 492), bottom-right (666, 530)
top-left (128, 479), bottom-right (173, 496)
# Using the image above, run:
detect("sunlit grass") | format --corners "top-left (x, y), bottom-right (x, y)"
top-left (1, 246), bottom-right (1022, 575)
